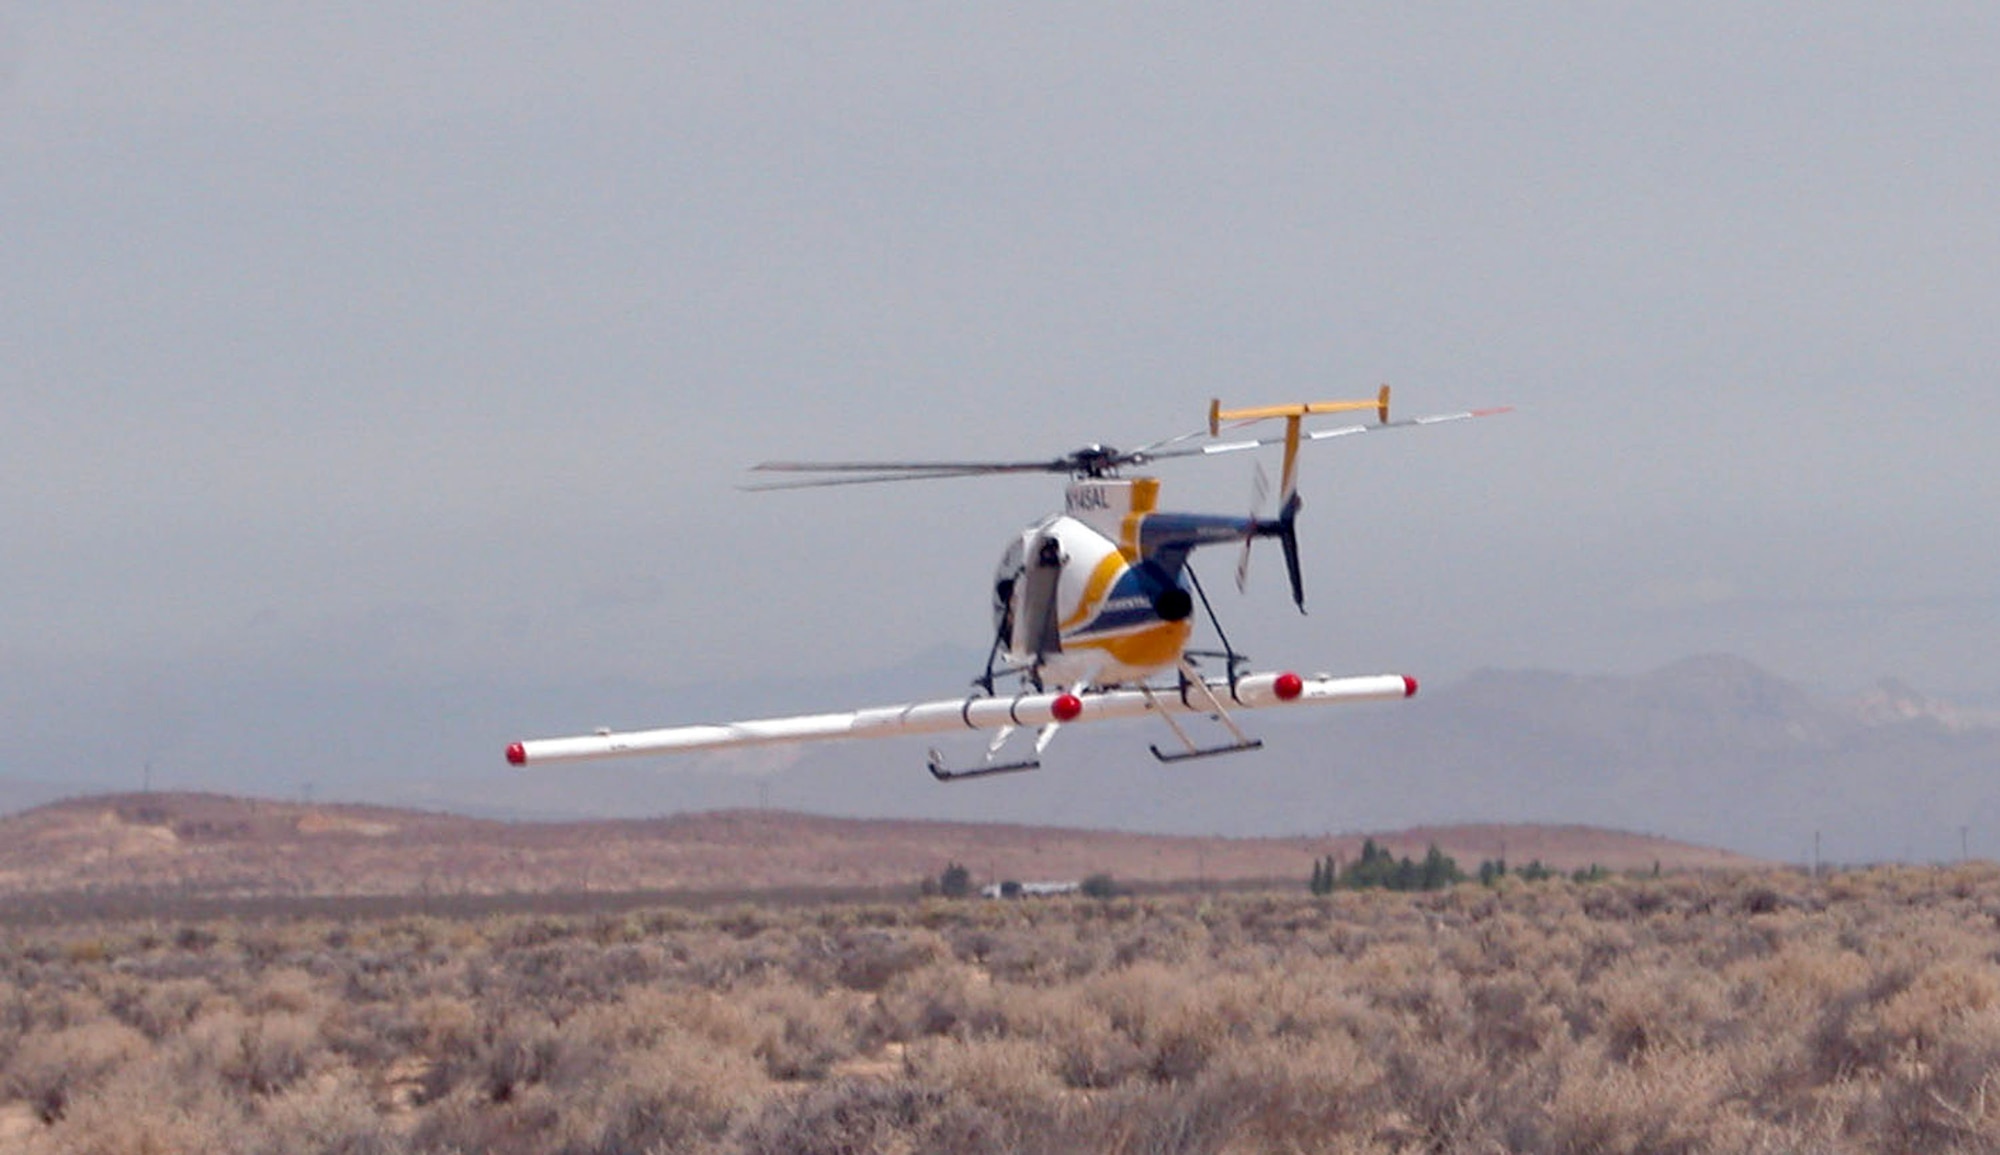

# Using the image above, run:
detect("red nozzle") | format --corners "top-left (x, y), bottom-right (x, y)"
top-left (1273, 671), bottom-right (1304, 701)
top-left (1051, 693), bottom-right (1083, 722)
top-left (505, 742), bottom-right (526, 766)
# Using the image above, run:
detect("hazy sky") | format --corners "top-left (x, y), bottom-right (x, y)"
top-left (5, 5), bottom-right (1998, 796)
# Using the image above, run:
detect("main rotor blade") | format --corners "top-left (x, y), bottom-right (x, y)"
top-left (753, 458), bottom-right (1072, 475)
top-left (744, 458), bottom-right (1075, 490)
top-left (740, 467), bottom-right (1044, 491)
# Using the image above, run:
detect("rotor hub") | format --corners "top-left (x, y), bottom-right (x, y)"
top-left (1069, 444), bottom-right (1125, 478)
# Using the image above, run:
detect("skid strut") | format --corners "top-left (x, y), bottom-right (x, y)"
top-left (1147, 659), bottom-right (1266, 763)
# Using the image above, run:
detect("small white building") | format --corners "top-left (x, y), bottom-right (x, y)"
top-left (980, 880), bottom-right (1082, 899)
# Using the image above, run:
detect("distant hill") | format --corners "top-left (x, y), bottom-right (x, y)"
top-left (0, 792), bottom-right (1755, 902)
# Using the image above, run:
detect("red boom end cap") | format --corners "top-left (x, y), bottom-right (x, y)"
top-left (505, 742), bottom-right (527, 766)
top-left (1051, 693), bottom-right (1083, 722)
top-left (1402, 676), bottom-right (1419, 698)
top-left (1273, 671), bottom-right (1304, 701)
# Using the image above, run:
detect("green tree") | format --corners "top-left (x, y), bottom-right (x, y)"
top-left (1308, 855), bottom-right (1337, 895)
top-left (1344, 839), bottom-right (1398, 890)
top-left (938, 862), bottom-right (972, 899)
top-left (1420, 844), bottom-right (1463, 891)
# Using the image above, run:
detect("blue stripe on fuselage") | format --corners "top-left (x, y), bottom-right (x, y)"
top-left (1069, 560), bottom-right (1185, 634)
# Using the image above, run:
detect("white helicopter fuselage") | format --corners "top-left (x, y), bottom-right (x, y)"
top-left (994, 477), bottom-right (1263, 688)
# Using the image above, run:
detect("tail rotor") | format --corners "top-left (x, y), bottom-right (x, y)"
top-left (1237, 461), bottom-right (1307, 613)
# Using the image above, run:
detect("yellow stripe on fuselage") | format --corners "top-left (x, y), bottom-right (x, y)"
top-left (1068, 620), bottom-right (1192, 674)
top-left (1060, 552), bottom-right (1127, 631)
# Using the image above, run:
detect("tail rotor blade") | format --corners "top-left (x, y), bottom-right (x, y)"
top-left (1279, 492), bottom-right (1306, 612)
top-left (1236, 463), bottom-right (1270, 593)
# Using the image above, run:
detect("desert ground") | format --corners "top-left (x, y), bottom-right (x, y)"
top-left (3, 795), bottom-right (1999, 1153)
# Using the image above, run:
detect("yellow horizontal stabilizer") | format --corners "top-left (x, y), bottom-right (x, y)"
top-left (1209, 385), bottom-right (1390, 435)
top-left (1206, 386), bottom-right (1391, 502)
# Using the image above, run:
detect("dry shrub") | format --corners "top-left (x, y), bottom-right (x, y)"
top-left (474, 1017), bottom-right (569, 1103)
top-left (650, 987), bottom-right (763, 1054)
top-left (984, 926), bottom-right (1110, 986)
top-left (493, 915), bottom-right (579, 952)
top-left (26, 1057), bottom-right (238, 1155)
top-left (104, 976), bottom-right (217, 1042)
top-left (1862, 1012), bottom-right (2000, 1152)
top-left (1196, 1035), bottom-right (1384, 1151)
top-left (747, 979), bottom-right (866, 1081)
top-left (621, 1034), bottom-right (766, 1135)
top-left (1241, 960), bottom-right (1384, 1046)
top-left (1062, 1080), bottom-right (1251, 1155)
top-left (1590, 966), bottom-right (1728, 1064)
top-left (1108, 909), bottom-right (1213, 968)
top-left (239, 1071), bottom-right (396, 1155)
top-left (4, 1022), bottom-right (150, 1123)
top-left (1375, 1030), bottom-right (1496, 1151)
top-left (530, 1034), bottom-right (765, 1155)
top-left (737, 1079), bottom-right (1011, 1155)
top-left (832, 927), bottom-right (951, 992)
top-left (1729, 938), bottom-right (1872, 1024)
top-left (1040, 999), bottom-right (1145, 1090)
top-left (322, 996), bottom-right (448, 1071)
top-left (246, 967), bottom-right (321, 1016)
top-left (408, 993), bottom-right (480, 1055)
top-left (1077, 960), bottom-right (1189, 1045)
top-left (0, 987), bottom-right (20, 1069)
top-left (871, 960), bottom-right (1009, 1043)
top-left (1466, 972), bottom-right (1566, 1065)
top-left (187, 1011), bottom-right (322, 1098)
top-left (563, 941), bottom-right (669, 995)
top-left (62, 937), bottom-right (113, 966)
top-left (1141, 983), bottom-right (1256, 1084)
top-left (1867, 960), bottom-right (2000, 1054)
top-left (903, 1036), bottom-right (1058, 1117)
top-left (1544, 1048), bottom-right (1762, 1155)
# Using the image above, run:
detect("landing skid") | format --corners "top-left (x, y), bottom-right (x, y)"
top-left (926, 750), bottom-right (1040, 782)
top-left (1149, 738), bottom-right (1263, 763)
top-left (1143, 659), bottom-right (1267, 763)
top-left (927, 704), bottom-right (1068, 781)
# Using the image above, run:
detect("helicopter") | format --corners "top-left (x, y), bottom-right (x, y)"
top-left (506, 388), bottom-right (1507, 779)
